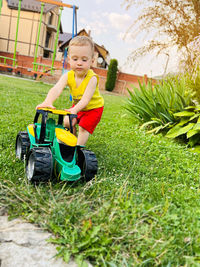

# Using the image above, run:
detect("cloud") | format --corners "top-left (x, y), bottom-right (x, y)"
top-left (79, 12), bottom-right (132, 41)
top-left (118, 32), bottom-right (137, 44)
top-left (79, 12), bottom-right (132, 36)
top-left (79, 17), bottom-right (108, 36)
top-left (95, 0), bottom-right (105, 4)
top-left (106, 12), bottom-right (132, 31)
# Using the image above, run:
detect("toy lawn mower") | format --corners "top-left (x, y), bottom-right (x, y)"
top-left (15, 108), bottom-right (98, 183)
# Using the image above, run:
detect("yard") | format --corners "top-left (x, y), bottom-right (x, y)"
top-left (1, 74), bottom-right (200, 266)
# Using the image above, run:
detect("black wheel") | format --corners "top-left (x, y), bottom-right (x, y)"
top-left (26, 147), bottom-right (53, 183)
top-left (78, 149), bottom-right (98, 182)
top-left (15, 131), bottom-right (30, 160)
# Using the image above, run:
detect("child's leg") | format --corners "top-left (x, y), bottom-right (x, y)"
top-left (76, 107), bottom-right (103, 145)
top-left (77, 126), bottom-right (90, 146)
top-left (64, 116), bottom-right (77, 135)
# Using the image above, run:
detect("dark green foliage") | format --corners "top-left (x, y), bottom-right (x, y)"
top-left (105, 59), bottom-right (118, 92)
top-left (165, 105), bottom-right (200, 148)
top-left (126, 73), bottom-right (200, 147)
top-left (126, 76), bottom-right (194, 134)
top-left (185, 66), bottom-right (200, 103)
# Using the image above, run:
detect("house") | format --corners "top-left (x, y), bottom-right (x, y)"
top-left (0, 1), bottom-right (109, 67)
top-left (0, 0), bottom-right (59, 58)
top-left (58, 29), bottom-right (110, 69)
top-left (0, 0), bottom-right (62, 59)
top-left (0, 0), bottom-right (110, 78)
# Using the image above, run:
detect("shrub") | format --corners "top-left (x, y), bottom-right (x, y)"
top-left (166, 105), bottom-right (200, 147)
top-left (185, 66), bottom-right (200, 103)
top-left (126, 76), bottom-right (195, 134)
top-left (105, 59), bottom-right (118, 92)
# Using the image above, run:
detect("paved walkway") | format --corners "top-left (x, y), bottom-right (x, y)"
top-left (0, 209), bottom-right (91, 267)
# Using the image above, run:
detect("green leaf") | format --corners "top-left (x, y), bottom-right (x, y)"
top-left (147, 125), bottom-right (163, 134)
top-left (166, 123), bottom-right (195, 138)
top-left (187, 129), bottom-right (199, 138)
top-left (193, 123), bottom-right (200, 131)
top-left (176, 117), bottom-right (190, 126)
top-left (63, 251), bottom-right (71, 263)
top-left (140, 120), bottom-right (160, 129)
top-left (174, 111), bottom-right (195, 117)
top-left (160, 111), bottom-right (174, 122)
top-left (165, 124), bottom-right (181, 138)
top-left (90, 225), bottom-right (101, 239)
top-left (184, 106), bottom-right (195, 110)
top-left (189, 114), bottom-right (200, 121)
top-left (162, 122), bottom-right (172, 129)
top-left (75, 256), bottom-right (89, 267)
top-left (195, 106), bottom-right (200, 111)
top-left (151, 117), bottom-right (163, 123)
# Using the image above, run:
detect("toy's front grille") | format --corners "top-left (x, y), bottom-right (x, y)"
top-left (59, 143), bottom-right (75, 162)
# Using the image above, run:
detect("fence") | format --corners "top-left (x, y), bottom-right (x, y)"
top-left (0, 52), bottom-right (156, 95)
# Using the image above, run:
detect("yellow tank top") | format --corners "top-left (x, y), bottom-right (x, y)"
top-left (67, 69), bottom-right (104, 111)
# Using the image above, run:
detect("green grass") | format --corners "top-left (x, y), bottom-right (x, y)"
top-left (1, 74), bottom-right (200, 266)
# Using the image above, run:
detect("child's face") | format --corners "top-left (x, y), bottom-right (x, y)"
top-left (68, 45), bottom-right (94, 77)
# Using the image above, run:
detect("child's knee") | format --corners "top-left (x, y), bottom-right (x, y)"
top-left (72, 118), bottom-right (78, 127)
top-left (64, 116), bottom-right (69, 127)
top-left (64, 116), bottom-right (77, 128)
top-left (79, 126), bottom-right (90, 134)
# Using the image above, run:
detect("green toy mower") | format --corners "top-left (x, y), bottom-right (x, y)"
top-left (15, 108), bottom-right (98, 183)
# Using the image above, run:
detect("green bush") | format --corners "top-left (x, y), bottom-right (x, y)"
top-left (105, 59), bottom-right (118, 92)
top-left (185, 66), bottom-right (200, 103)
top-left (166, 105), bottom-right (200, 147)
top-left (126, 76), bottom-right (194, 134)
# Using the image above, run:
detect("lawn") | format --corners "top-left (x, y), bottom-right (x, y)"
top-left (1, 74), bottom-right (200, 266)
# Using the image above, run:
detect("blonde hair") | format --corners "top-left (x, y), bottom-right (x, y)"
top-left (68, 36), bottom-right (94, 56)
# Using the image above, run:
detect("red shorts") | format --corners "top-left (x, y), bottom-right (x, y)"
top-left (76, 106), bottom-right (104, 134)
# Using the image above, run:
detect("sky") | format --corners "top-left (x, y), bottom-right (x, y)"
top-left (61, 0), bottom-right (179, 77)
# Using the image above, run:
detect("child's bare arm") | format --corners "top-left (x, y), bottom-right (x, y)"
top-left (67, 76), bottom-right (97, 114)
top-left (36, 73), bottom-right (68, 109)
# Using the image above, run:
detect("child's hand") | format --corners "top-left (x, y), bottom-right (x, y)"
top-left (65, 107), bottom-right (77, 114)
top-left (36, 102), bottom-right (56, 110)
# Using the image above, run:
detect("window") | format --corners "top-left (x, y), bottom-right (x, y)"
top-left (45, 31), bottom-right (51, 48)
top-left (48, 12), bottom-right (53, 25)
top-left (43, 50), bottom-right (50, 58)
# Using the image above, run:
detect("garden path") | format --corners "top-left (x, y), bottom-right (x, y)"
top-left (0, 209), bottom-right (92, 267)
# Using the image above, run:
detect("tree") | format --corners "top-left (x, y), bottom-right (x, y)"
top-left (105, 59), bottom-right (118, 91)
top-left (188, 34), bottom-right (200, 68)
top-left (123, 0), bottom-right (200, 70)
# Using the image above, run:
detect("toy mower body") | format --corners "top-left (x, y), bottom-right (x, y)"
top-left (15, 108), bottom-right (98, 183)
